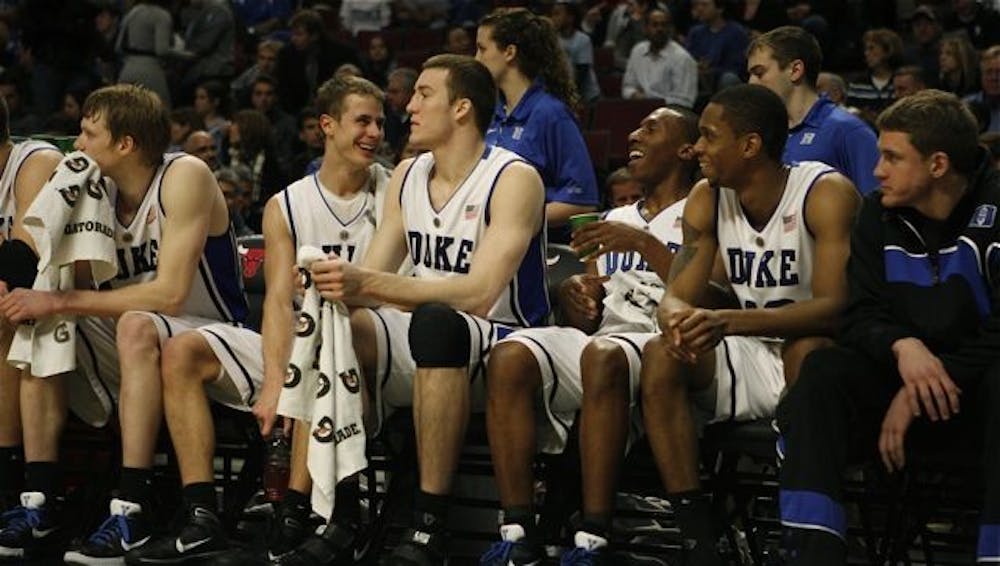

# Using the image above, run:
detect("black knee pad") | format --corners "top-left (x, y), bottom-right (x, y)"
top-left (408, 302), bottom-right (471, 368)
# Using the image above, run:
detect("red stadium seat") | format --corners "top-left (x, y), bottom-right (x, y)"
top-left (594, 46), bottom-right (615, 74)
top-left (583, 129), bottom-right (610, 173)
top-left (591, 98), bottom-right (663, 165)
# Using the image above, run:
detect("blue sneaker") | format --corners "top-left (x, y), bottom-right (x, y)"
top-left (479, 524), bottom-right (542, 566)
top-left (560, 531), bottom-right (610, 566)
top-left (64, 498), bottom-right (151, 565)
top-left (0, 491), bottom-right (61, 561)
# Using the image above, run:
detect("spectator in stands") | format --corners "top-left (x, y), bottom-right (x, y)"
top-left (183, 130), bottom-right (219, 171)
top-left (361, 34), bottom-right (396, 88)
top-left (552, 1), bottom-right (601, 105)
top-left (686, 0), bottom-right (749, 94)
top-left (481, 105), bottom-right (699, 566)
top-left (309, 54), bottom-right (547, 566)
top-left (983, 131), bottom-right (1000, 169)
top-left (194, 80), bottom-right (231, 142)
top-left (231, 0), bottom-right (293, 40)
top-left (605, 0), bottom-right (666, 70)
top-left (177, 0), bottom-right (236, 99)
top-left (964, 45), bottom-right (1000, 133)
top-left (335, 63), bottom-right (364, 80)
top-left (168, 106), bottom-right (205, 152)
top-left (902, 5), bottom-right (942, 85)
top-left (477, 7), bottom-right (601, 243)
top-left (275, 9), bottom-right (361, 115)
top-left (116, 0), bottom-right (174, 107)
top-left (945, 0), bottom-right (1000, 50)
top-left (733, 0), bottom-right (788, 38)
top-left (249, 75), bottom-right (298, 163)
top-left (605, 165), bottom-right (644, 208)
top-left (289, 107), bottom-right (324, 178)
top-left (339, 0), bottom-right (392, 36)
top-left (0, 84), bottom-right (245, 566)
top-left (231, 39), bottom-right (282, 109)
top-left (938, 36), bottom-right (980, 98)
top-left (816, 71), bottom-right (848, 106)
top-left (847, 28), bottom-right (904, 124)
top-left (226, 109), bottom-right (286, 232)
top-left (44, 86), bottom-right (89, 136)
top-left (749, 26), bottom-right (880, 193)
top-left (384, 67), bottom-right (416, 158)
top-left (622, 9), bottom-right (698, 108)
top-left (0, 74), bottom-right (42, 136)
top-left (395, 0), bottom-right (449, 29)
top-left (784, 1), bottom-right (829, 52)
top-left (444, 25), bottom-right (474, 56)
top-left (214, 167), bottom-right (253, 236)
top-left (94, 2), bottom-right (121, 85)
top-left (777, 88), bottom-right (1000, 566)
top-left (643, 84), bottom-right (859, 565)
top-left (893, 65), bottom-right (928, 99)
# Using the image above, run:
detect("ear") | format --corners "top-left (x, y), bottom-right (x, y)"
top-left (503, 43), bottom-right (517, 65)
top-left (318, 113), bottom-right (337, 138)
top-left (676, 143), bottom-right (696, 161)
top-left (927, 150), bottom-right (951, 179)
top-left (787, 58), bottom-right (806, 83)
top-left (741, 133), bottom-right (764, 160)
top-left (117, 134), bottom-right (135, 155)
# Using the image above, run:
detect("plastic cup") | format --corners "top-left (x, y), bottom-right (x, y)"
top-left (568, 212), bottom-right (601, 260)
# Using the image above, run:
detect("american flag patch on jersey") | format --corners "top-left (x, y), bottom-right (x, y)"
top-left (464, 204), bottom-right (479, 220)
top-left (783, 213), bottom-right (797, 233)
top-left (673, 216), bottom-right (682, 229)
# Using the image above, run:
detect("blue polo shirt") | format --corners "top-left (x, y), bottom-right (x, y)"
top-left (486, 81), bottom-right (599, 241)
top-left (784, 96), bottom-right (880, 194)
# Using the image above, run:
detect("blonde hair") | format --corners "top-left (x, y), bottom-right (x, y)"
top-left (82, 84), bottom-right (169, 167)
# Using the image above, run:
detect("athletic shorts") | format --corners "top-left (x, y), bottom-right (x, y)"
top-left (694, 335), bottom-right (785, 424)
top-left (71, 312), bottom-right (260, 427)
top-left (499, 327), bottom-right (655, 454)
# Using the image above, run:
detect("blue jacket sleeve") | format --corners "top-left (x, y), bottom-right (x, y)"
top-left (543, 109), bottom-right (600, 207)
top-left (840, 123), bottom-right (881, 195)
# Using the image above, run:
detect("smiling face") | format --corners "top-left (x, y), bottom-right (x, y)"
top-left (693, 102), bottom-right (744, 186)
top-left (323, 93), bottom-right (384, 168)
top-left (627, 107), bottom-right (691, 186)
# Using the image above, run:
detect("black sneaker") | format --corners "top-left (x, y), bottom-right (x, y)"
top-left (386, 528), bottom-right (448, 566)
top-left (479, 524), bottom-right (543, 566)
top-left (560, 532), bottom-right (611, 566)
top-left (0, 492), bottom-right (61, 561)
top-left (124, 505), bottom-right (228, 565)
top-left (266, 501), bottom-right (313, 561)
top-left (273, 521), bottom-right (361, 565)
top-left (65, 499), bottom-right (151, 565)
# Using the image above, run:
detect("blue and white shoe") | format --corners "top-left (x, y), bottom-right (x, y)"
top-left (65, 498), bottom-right (151, 565)
top-left (479, 524), bottom-right (542, 566)
top-left (0, 491), bottom-right (61, 561)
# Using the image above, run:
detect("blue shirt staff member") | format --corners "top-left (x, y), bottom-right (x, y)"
top-left (748, 25), bottom-right (881, 195)
top-left (476, 7), bottom-right (600, 243)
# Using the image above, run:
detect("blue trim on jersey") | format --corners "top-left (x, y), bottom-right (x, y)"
top-left (799, 166), bottom-right (834, 238)
top-left (509, 230), bottom-right (551, 327)
top-left (283, 189), bottom-right (298, 249)
top-left (979, 524), bottom-right (1000, 561)
top-left (779, 489), bottom-right (846, 539)
top-left (484, 158), bottom-right (530, 225)
top-left (203, 231), bottom-right (249, 323)
top-left (884, 240), bottom-right (990, 319)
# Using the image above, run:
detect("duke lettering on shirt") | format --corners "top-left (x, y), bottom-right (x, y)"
top-left (726, 248), bottom-right (799, 287)
top-left (406, 231), bottom-right (474, 274)
top-left (320, 243), bottom-right (358, 263)
top-left (116, 240), bottom-right (159, 280)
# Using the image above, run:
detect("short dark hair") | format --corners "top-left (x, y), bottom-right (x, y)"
top-left (709, 84), bottom-right (788, 162)
top-left (421, 54), bottom-right (497, 136)
top-left (894, 65), bottom-right (926, 85)
top-left (83, 84), bottom-right (170, 167)
top-left (314, 75), bottom-right (385, 119)
top-left (749, 25), bottom-right (823, 88)
top-left (289, 9), bottom-right (324, 38)
top-left (252, 74), bottom-right (280, 91)
top-left (876, 89), bottom-right (980, 176)
top-left (665, 103), bottom-right (700, 146)
top-left (298, 106), bottom-right (320, 129)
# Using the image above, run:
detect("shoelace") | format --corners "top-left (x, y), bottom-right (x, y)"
top-left (0, 506), bottom-right (42, 538)
top-left (87, 514), bottom-right (132, 547)
top-left (561, 546), bottom-right (599, 566)
top-left (478, 539), bottom-right (515, 565)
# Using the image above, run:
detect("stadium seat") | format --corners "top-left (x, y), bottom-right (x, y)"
top-left (237, 234), bottom-right (265, 332)
top-left (592, 99), bottom-right (663, 165)
top-left (597, 72), bottom-right (623, 99)
top-left (395, 48), bottom-right (437, 70)
top-left (583, 129), bottom-right (611, 174)
top-left (403, 28), bottom-right (445, 51)
top-left (594, 46), bottom-right (616, 74)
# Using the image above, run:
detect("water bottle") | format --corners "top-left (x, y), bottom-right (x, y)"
top-left (263, 428), bottom-right (291, 503)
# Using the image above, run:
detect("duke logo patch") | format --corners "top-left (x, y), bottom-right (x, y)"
top-left (969, 204), bottom-right (997, 228)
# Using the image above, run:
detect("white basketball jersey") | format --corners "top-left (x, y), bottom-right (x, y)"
top-left (399, 146), bottom-right (549, 327)
top-left (0, 140), bottom-right (60, 240)
top-left (597, 197), bottom-right (686, 335)
top-left (717, 160), bottom-right (833, 310)
top-left (277, 163), bottom-right (390, 264)
top-left (109, 153), bottom-right (247, 322)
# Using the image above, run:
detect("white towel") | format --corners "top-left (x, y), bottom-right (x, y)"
top-left (277, 246), bottom-right (367, 519)
top-left (7, 152), bottom-right (117, 377)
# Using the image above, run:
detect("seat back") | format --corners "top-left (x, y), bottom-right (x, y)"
top-left (237, 234), bottom-right (266, 332)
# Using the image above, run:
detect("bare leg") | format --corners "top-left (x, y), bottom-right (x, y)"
top-left (414, 367), bottom-right (469, 495)
top-left (19, 373), bottom-right (65, 463)
top-left (782, 337), bottom-right (833, 388)
top-left (0, 328), bottom-right (22, 449)
top-left (486, 342), bottom-right (541, 509)
top-left (116, 314), bottom-right (165, 470)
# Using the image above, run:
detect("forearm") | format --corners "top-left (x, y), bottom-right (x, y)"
top-left (719, 297), bottom-right (843, 338)
top-left (57, 281), bottom-right (185, 318)
top-left (547, 201), bottom-right (597, 228)
top-left (261, 297), bottom-right (294, 391)
top-left (359, 269), bottom-right (495, 317)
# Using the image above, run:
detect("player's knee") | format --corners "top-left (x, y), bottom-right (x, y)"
top-left (782, 337), bottom-right (833, 386)
top-left (581, 339), bottom-right (628, 396)
top-left (640, 336), bottom-right (684, 392)
top-left (161, 332), bottom-right (217, 387)
top-left (115, 313), bottom-right (161, 357)
top-left (487, 341), bottom-right (540, 394)
top-left (408, 302), bottom-right (470, 368)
